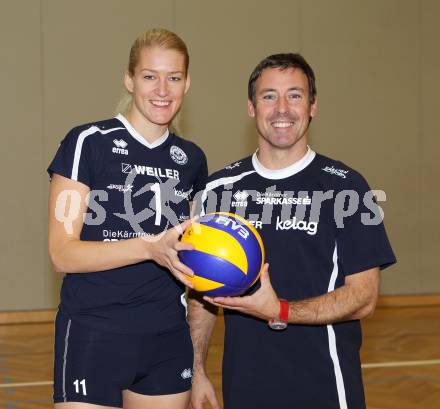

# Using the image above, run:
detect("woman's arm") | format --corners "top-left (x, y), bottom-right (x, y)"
top-left (48, 174), bottom-right (194, 286)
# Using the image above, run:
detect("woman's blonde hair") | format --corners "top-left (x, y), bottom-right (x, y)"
top-left (116, 28), bottom-right (189, 134)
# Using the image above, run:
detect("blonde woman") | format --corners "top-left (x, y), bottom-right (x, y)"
top-left (48, 28), bottom-right (207, 409)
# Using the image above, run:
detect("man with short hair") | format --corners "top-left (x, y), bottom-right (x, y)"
top-left (189, 53), bottom-right (396, 409)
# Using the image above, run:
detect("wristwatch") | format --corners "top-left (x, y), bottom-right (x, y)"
top-left (268, 299), bottom-right (289, 330)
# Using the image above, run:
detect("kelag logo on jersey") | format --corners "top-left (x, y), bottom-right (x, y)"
top-left (170, 145), bottom-right (188, 165)
top-left (276, 216), bottom-right (318, 235)
top-left (174, 187), bottom-right (193, 199)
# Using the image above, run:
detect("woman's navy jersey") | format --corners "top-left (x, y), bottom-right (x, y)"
top-left (201, 148), bottom-right (396, 409)
top-left (48, 114), bottom-right (207, 334)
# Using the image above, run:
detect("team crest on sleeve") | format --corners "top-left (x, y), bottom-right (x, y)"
top-left (170, 145), bottom-right (188, 165)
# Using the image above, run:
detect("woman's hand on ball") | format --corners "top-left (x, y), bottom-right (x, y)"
top-left (147, 219), bottom-right (195, 288)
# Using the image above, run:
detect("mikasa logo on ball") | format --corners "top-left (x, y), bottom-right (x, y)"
top-left (170, 145), bottom-right (188, 165)
top-left (215, 215), bottom-right (249, 239)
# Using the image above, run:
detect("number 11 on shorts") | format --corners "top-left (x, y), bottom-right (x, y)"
top-left (73, 379), bottom-right (87, 395)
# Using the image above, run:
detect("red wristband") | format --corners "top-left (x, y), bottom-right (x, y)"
top-left (279, 299), bottom-right (289, 322)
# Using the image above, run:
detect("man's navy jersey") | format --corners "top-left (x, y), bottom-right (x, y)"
top-left (201, 148), bottom-right (396, 409)
top-left (48, 114), bottom-right (207, 334)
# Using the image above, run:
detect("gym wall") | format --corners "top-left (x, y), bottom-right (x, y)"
top-left (0, 0), bottom-right (438, 310)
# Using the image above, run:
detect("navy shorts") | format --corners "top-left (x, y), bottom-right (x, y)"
top-left (53, 312), bottom-right (193, 407)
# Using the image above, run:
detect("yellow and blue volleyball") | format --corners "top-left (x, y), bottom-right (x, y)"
top-left (179, 212), bottom-right (265, 296)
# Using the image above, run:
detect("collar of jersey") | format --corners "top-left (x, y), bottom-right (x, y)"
top-left (115, 114), bottom-right (169, 149)
top-left (252, 146), bottom-right (316, 179)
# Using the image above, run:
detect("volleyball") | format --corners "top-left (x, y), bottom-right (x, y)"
top-left (179, 212), bottom-right (265, 296)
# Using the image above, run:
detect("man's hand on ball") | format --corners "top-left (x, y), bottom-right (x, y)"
top-left (204, 264), bottom-right (279, 320)
top-left (146, 219), bottom-right (195, 288)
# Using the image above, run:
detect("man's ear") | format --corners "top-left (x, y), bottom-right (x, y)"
top-left (248, 99), bottom-right (256, 118)
top-left (310, 97), bottom-right (318, 118)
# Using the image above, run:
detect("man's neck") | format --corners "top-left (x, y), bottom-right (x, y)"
top-left (257, 139), bottom-right (309, 170)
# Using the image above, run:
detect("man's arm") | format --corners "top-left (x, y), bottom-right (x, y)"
top-left (287, 267), bottom-right (379, 324)
top-left (188, 291), bottom-right (221, 409)
top-left (204, 264), bottom-right (380, 325)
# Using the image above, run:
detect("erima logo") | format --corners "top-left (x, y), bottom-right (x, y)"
top-left (112, 139), bottom-right (128, 155)
top-left (276, 216), bottom-right (318, 235)
top-left (226, 161), bottom-right (241, 170)
top-left (322, 166), bottom-right (349, 179)
top-left (232, 190), bottom-right (248, 207)
top-left (215, 215), bottom-right (249, 239)
top-left (170, 145), bottom-right (188, 165)
top-left (180, 368), bottom-right (192, 379)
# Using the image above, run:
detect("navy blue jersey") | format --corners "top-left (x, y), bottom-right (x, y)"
top-left (48, 114), bottom-right (207, 333)
top-left (201, 148), bottom-right (396, 409)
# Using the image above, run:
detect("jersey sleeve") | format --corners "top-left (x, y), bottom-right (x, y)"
top-left (189, 149), bottom-right (208, 201)
top-left (336, 172), bottom-right (396, 276)
top-left (47, 126), bottom-right (95, 188)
